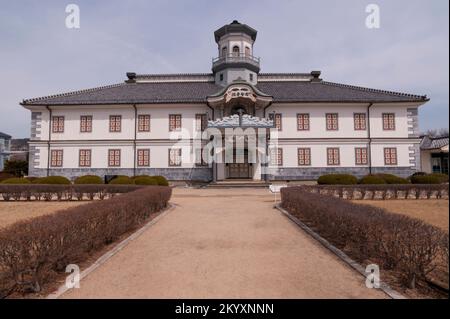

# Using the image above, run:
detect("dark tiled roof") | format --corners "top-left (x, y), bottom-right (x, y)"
top-left (420, 136), bottom-right (449, 150)
top-left (255, 81), bottom-right (428, 103)
top-left (21, 78), bottom-right (428, 106)
top-left (22, 82), bottom-right (222, 105)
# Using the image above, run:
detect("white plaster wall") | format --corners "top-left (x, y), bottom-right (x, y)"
top-left (265, 103), bottom-right (412, 139)
top-left (268, 142), bottom-right (414, 168)
top-left (420, 151), bottom-right (432, 173)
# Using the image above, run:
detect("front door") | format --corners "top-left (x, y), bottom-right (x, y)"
top-left (228, 163), bottom-right (250, 178)
top-left (227, 148), bottom-right (251, 179)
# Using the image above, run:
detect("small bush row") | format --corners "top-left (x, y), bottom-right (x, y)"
top-left (280, 187), bottom-right (449, 290)
top-left (317, 172), bottom-right (448, 185)
top-left (0, 175), bottom-right (170, 186)
top-left (0, 186), bottom-right (172, 297)
top-left (301, 184), bottom-right (448, 200)
top-left (0, 184), bottom-right (144, 201)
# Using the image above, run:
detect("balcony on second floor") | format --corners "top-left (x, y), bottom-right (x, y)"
top-left (212, 53), bottom-right (260, 73)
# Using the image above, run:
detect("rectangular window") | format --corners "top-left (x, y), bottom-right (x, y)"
top-left (326, 113), bottom-right (338, 130)
top-left (195, 114), bottom-right (207, 132)
top-left (195, 147), bottom-right (208, 166)
top-left (109, 115), bottom-right (122, 132)
top-left (382, 113), bottom-right (395, 130)
top-left (297, 113), bottom-right (310, 131)
top-left (108, 149), bottom-right (121, 167)
top-left (169, 114), bottom-right (182, 131)
top-left (298, 148), bottom-right (311, 166)
top-left (79, 149), bottom-right (91, 167)
top-left (355, 147), bottom-right (368, 165)
top-left (137, 149), bottom-right (150, 167)
top-left (138, 115), bottom-right (151, 132)
top-left (270, 148), bottom-right (283, 166)
top-left (52, 116), bottom-right (64, 133)
top-left (50, 150), bottom-right (63, 167)
top-left (80, 115), bottom-right (93, 133)
top-left (384, 148), bottom-right (397, 165)
top-left (269, 113), bottom-right (282, 131)
top-left (354, 113), bottom-right (367, 130)
top-left (169, 148), bottom-right (182, 167)
top-left (50, 149), bottom-right (63, 167)
top-left (327, 148), bottom-right (340, 165)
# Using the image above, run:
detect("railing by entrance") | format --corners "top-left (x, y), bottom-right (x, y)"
top-left (212, 53), bottom-right (260, 70)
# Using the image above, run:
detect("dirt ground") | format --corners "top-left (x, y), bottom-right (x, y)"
top-left (353, 200), bottom-right (449, 231)
top-left (62, 188), bottom-right (386, 299)
top-left (0, 201), bottom-right (88, 229)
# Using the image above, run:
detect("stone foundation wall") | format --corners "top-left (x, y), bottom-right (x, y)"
top-left (267, 166), bottom-right (415, 180)
top-left (29, 167), bottom-right (213, 182)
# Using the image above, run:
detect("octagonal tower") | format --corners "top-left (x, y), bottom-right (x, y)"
top-left (212, 20), bottom-right (260, 86)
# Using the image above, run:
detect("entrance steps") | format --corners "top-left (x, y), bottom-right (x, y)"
top-left (207, 179), bottom-right (270, 188)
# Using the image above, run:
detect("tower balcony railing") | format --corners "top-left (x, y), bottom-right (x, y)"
top-left (212, 53), bottom-right (260, 70)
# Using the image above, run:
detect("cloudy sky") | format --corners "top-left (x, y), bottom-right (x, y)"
top-left (0, 0), bottom-right (448, 137)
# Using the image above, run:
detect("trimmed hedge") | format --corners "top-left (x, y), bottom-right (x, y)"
top-left (134, 176), bottom-right (158, 185)
top-left (358, 175), bottom-right (386, 185)
top-left (0, 186), bottom-right (172, 297)
top-left (301, 184), bottom-right (448, 200)
top-left (317, 174), bottom-right (358, 185)
top-left (33, 176), bottom-right (71, 185)
top-left (0, 184), bottom-right (143, 201)
top-left (109, 176), bottom-right (135, 185)
top-left (281, 187), bottom-right (448, 289)
top-left (74, 175), bottom-right (103, 184)
top-left (1, 178), bottom-right (31, 184)
top-left (152, 175), bottom-right (169, 186)
top-left (375, 173), bottom-right (409, 184)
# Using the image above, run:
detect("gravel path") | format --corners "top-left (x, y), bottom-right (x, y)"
top-left (62, 188), bottom-right (386, 299)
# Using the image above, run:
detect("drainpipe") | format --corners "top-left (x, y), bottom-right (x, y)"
top-left (367, 103), bottom-right (374, 175)
top-left (133, 104), bottom-right (137, 176)
top-left (46, 105), bottom-right (52, 177)
top-left (206, 100), bottom-right (215, 120)
top-left (262, 101), bottom-right (273, 118)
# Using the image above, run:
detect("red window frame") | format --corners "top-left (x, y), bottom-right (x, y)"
top-left (109, 115), bottom-right (122, 132)
top-left (327, 148), bottom-right (340, 165)
top-left (326, 113), bottom-right (339, 131)
top-left (270, 148), bottom-right (283, 166)
top-left (298, 148), bottom-right (311, 166)
top-left (108, 149), bottom-right (121, 167)
top-left (52, 116), bottom-right (64, 133)
top-left (50, 149), bottom-right (63, 167)
top-left (79, 149), bottom-right (91, 167)
top-left (355, 147), bottom-right (368, 165)
top-left (384, 148), bottom-right (397, 165)
top-left (269, 113), bottom-right (282, 131)
top-left (169, 148), bottom-right (182, 166)
top-left (169, 114), bottom-right (182, 131)
top-left (80, 115), bottom-right (92, 133)
top-left (138, 115), bottom-right (151, 132)
top-left (195, 114), bottom-right (207, 132)
top-left (297, 113), bottom-right (310, 131)
top-left (137, 149), bottom-right (150, 167)
top-left (382, 113), bottom-right (395, 130)
top-left (353, 113), bottom-right (367, 130)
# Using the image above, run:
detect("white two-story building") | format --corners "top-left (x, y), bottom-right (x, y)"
top-left (21, 21), bottom-right (428, 182)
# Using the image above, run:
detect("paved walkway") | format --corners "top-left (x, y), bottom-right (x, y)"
top-left (63, 188), bottom-right (386, 298)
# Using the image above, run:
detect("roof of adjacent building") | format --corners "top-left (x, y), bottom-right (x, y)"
top-left (21, 73), bottom-right (429, 106)
top-left (420, 135), bottom-right (449, 150)
top-left (0, 132), bottom-right (12, 139)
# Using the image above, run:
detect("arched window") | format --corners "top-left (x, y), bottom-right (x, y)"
top-left (222, 46), bottom-right (227, 57)
top-left (231, 106), bottom-right (247, 115)
top-left (232, 46), bottom-right (240, 57)
top-left (245, 46), bottom-right (251, 56)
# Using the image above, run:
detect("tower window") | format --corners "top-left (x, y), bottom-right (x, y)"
top-left (232, 46), bottom-right (240, 56)
top-left (249, 73), bottom-right (253, 81)
top-left (222, 46), bottom-right (227, 57)
top-left (245, 46), bottom-right (251, 56)
top-left (219, 73), bottom-right (224, 81)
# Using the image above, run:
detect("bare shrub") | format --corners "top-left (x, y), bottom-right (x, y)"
top-left (281, 187), bottom-right (448, 290)
top-left (0, 186), bottom-right (172, 297)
